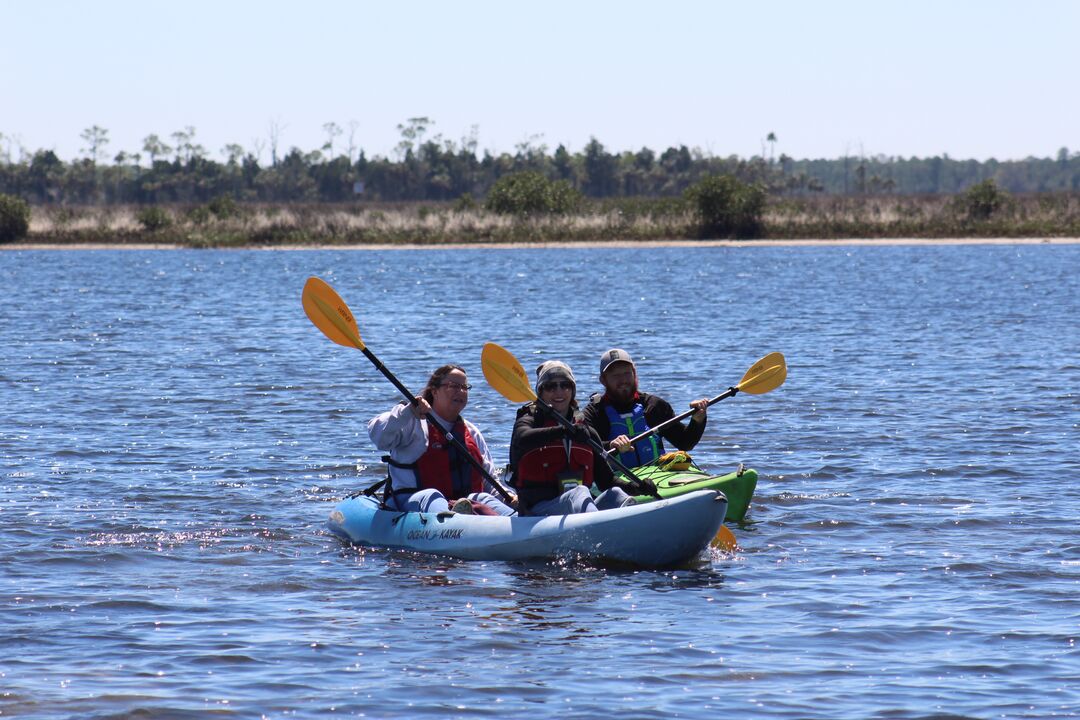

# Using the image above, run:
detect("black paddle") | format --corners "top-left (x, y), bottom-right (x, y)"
top-left (301, 276), bottom-right (516, 506)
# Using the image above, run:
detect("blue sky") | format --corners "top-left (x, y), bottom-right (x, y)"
top-left (4, 0), bottom-right (1078, 164)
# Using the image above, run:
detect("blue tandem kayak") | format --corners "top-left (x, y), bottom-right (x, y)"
top-left (328, 489), bottom-right (729, 568)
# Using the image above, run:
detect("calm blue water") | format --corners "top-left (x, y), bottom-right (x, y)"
top-left (1, 244), bottom-right (1077, 719)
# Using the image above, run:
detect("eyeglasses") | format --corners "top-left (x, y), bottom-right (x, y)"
top-left (439, 381), bottom-right (472, 392)
top-left (541, 380), bottom-right (575, 392)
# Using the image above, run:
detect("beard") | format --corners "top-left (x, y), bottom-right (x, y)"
top-left (605, 378), bottom-right (638, 407)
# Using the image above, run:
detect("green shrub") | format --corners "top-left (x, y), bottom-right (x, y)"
top-left (0, 193), bottom-right (31, 243)
top-left (136, 206), bottom-right (173, 232)
top-left (485, 171), bottom-right (582, 215)
top-left (685, 175), bottom-right (766, 239)
top-left (208, 194), bottom-right (239, 219)
top-left (453, 192), bottom-right (478, 212)
top-left (186, 205), bottom-right (212, 226)
top-left (960, 179), bottom-right (1008, 221)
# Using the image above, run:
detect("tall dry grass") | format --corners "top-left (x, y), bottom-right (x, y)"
top-left (20, 193), bottom-right (1080, 246)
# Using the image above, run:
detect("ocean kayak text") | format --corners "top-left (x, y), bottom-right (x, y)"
top-left (406, 528), bottom-right (464, 541)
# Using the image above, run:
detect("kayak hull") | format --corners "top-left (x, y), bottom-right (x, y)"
top-left (626, 465), bottom-right (757, 522)
top-left (328, 489), bottom-right (728, 568)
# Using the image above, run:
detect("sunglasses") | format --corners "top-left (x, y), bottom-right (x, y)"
top-left (541, 380), bottom-right (575, 392)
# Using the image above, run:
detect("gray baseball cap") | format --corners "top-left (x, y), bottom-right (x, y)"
top-left (599, 348), bottom-right (635, 375)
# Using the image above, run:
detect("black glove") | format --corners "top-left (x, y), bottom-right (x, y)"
top-left (565, 423), bottom-right (590, 443)
top-left (626, 477), bottom-right (660, 498)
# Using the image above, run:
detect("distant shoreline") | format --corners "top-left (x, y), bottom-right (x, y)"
top-left (10, 193), bottom-right (1079, 248)
top-left (4, 237), bottom-right (1079, 250)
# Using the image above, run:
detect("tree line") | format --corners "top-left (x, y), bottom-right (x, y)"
top-left (2, 119), bottom-right (1079, 206)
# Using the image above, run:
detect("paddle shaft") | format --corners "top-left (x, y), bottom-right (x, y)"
top-left (359, 345), bottom-right (517, 506)
top-left (530, 396), bottom-right (657, 496)
top-left (359, 346), bottom-right (415, 401)
top-left (607, 386), bottom-right (734, 456)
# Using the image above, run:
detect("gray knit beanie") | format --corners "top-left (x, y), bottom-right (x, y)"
top-left (535, 360), bottom-right (576, 396)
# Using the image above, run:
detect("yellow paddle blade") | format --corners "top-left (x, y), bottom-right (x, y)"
top-left (302, 277), bottom-right (365, 351)
top-left (735, 351), bottom-right (787, 395)
top-left (481, 342), bottom-right (537, 403)
top-left (711, 524), bottom-right (738, 552)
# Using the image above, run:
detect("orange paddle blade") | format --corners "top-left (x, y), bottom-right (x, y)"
top-left (711, 524), bottom-right (738, 552)
top-left (302, 277), bottom-right (365, 350)
top-left (735, 351), bottom-right (786, 395)
top-left (481, 342), bottom-right (537, 403)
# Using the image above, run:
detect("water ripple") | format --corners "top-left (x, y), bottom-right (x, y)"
top-left (1, 245), bottom-right (1078, 719)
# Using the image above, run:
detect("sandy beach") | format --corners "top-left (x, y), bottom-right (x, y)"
top-left (4, 237), bottom-right (1079, 251)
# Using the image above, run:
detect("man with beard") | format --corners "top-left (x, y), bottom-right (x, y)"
top-left (583, 348), bottom-right (710, 469)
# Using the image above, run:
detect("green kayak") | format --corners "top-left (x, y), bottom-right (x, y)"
top-left (617, 461), bottom-right (757, 522)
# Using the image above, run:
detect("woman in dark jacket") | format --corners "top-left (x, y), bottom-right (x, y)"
top-left (509, 360), bottom-right (637, 516)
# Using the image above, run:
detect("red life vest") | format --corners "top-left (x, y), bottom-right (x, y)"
top-left (414, 418), bottom-right (485, 499)
top-left (516, 418), bottom-right (595, 490)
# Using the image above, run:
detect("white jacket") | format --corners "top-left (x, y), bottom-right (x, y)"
top-left (367, 402), bottom-right (500, 493)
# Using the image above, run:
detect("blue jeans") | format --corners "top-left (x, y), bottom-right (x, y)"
top-left (464, 491), bottom-right (516, 516)
top-left (388, 489), bottom-right (516, 515)
top-left (387, 488), bottom-right (449, 513)
top-left (594, 486), bottom-right (635, 510)
top-left (527, 485), bottom-right (635, 516)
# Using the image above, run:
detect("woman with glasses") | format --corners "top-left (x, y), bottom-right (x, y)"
top-left (368, 364), bottom-right (515, 515)
top-left (508, 360), bottom-right (637, 516)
